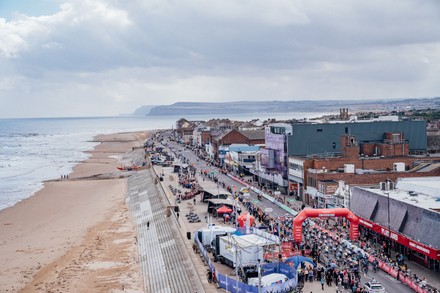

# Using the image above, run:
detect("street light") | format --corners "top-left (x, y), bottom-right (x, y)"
top-left (386, 190), bottom-right (391, 257)
top-left (257, 258), bottom-right (262, 293)
top-left (272, 172), bottom-right (275, 192)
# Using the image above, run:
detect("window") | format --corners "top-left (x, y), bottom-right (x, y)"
top-left (289, 162), bottom-right (303, 172)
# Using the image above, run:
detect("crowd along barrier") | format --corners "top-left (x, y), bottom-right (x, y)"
top-left (195, 229), bottom-right (297, 293)
top-left (228, 175), bottom-right (433, 293)
top-left (367, 255), bottom-right (431, 293)
top-left (227, 174), bottom-right (298, 216)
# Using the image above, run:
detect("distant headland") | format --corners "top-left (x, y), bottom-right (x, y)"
top-left (133, 97), bottom-right (440, 116)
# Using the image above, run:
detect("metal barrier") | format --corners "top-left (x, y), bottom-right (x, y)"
top-left (195, 229), bottom-right (298, 293)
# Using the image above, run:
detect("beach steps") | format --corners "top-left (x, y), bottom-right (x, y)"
top-left (126, 170), bottom-right (203, 293)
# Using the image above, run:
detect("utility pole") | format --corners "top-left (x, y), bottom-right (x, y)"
top-left (257, 258), bottom-right (262, 293)
top-left (235, 241), bottom-right (239, 292)
top-left (234, 197), bottom-right (238, 228)
top-left (278, 243), bottom-right (281, 274)
top-left (272, 172), bottom-right (275, 191)
top-left (387, 190), bottom-right (391, 257)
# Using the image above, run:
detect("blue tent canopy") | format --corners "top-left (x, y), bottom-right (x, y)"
top-left (284, 255), bottom-right (316, 269)
top-left (233, 230), bottom-right (243, 236)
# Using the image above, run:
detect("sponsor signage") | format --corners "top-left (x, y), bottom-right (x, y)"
top-left (358, 217), bottom-right (439, 260)
top-left (319, 213), bottom-right (335, 217)
top-left (289, 182), bottom-right (298, 191)
top-left (367, 255), bottom-right (430, 293)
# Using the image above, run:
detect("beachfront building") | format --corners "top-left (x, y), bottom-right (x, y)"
top-left (237, 119), bottom-right (264, 131)
top-left (298, 134), bottom-right (440, 208)
top-left (286, 119), bottom-right (426, 157)
top-left (192, 126), bottom-right (209, 147)
top-left (427, 121), bottom-right (440, 154)
top-left (284, 118), bottom-right (431, 206)
top-left (174, 118), bottom-right (198, 144)
top-left (223, 144), bottom-right (260, 174)
top-left (210, 129), bottom-right (265, 163)
top-left (350, 177), bottom-right (440, 271)
top-left (254, 123), bottom-right (292, 193)
top-left (185, 119), bottom-right (267, 160)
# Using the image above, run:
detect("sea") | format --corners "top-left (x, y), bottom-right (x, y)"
top-left (0, 112), bottom-right (332, 211)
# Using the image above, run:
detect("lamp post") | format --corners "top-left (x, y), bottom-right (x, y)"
top-left (257, 258), bottom-right (262, 293)
top-left (272, 172), bottom-right (275, 192)
top-left (235, 242), bottom-right (239, 292)
top-left (386, 190), bottom-right (391, 257)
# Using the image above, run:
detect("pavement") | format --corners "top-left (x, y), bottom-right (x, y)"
top-left (153, 162), bottom-right (349, 293)
top-left (152, 163), bottom-right (223, 292)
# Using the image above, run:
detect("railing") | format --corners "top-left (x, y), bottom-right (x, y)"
top-left (306, 152), bottom-right (342, 159)
top-left (195, 230), bottom-right (297, 293)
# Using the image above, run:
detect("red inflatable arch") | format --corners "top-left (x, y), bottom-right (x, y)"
top-left (293, 208), bottom-right (359, 243)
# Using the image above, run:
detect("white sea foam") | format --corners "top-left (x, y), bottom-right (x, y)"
top-left (0, 112), bottom-right (328, 210)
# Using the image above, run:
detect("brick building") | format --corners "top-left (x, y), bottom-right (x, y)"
top-left (286, 120), bottom-right (427, 156)
top-left (288, 127), bottom-right (440, 208)
top-left (211, 129), bottom-right (265, 161)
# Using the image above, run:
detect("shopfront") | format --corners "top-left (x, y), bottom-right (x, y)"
top-left (358, 217), bottom-right (440, 271)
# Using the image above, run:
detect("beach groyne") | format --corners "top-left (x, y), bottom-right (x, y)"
top-left (0, 132), bottom-right (147, 292)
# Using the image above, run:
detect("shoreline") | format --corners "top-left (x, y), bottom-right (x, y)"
top-left (0, 131), bottom-right (148, 292)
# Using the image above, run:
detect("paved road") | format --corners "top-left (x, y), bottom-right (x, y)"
top-left (162, 134), bottom-right (415, 293)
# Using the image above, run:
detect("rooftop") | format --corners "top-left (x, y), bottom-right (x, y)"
top-left (364, 177), bottom-right (440, 211)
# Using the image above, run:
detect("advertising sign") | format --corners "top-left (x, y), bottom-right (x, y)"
top-left (359, 217), bottom-right (439, 260)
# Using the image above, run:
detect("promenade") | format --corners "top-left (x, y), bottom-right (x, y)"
top-left (126, 168), bottom-right (206, 292)
top-left (152, 164), bottom-right (228, 292)
top-left (146, 135), bottom-right (440, 293)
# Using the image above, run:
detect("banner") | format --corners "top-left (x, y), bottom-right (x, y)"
top-left (371, 256), bottom-right (429, 293)
top-left (358, 217), bottom-right (439, 260)
top-left (216, 263), bottom-right (296, 292)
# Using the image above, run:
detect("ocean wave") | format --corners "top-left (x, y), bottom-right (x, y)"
top-left (0, 132), bottom-right (40, 138)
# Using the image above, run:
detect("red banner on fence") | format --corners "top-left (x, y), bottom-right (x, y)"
top-left (358, 217), bottom-right (440, 260)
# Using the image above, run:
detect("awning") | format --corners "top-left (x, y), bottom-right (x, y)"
top-left (358, 217), bottom-right (440, 260)
top-left (217, 205), bottom-right (233, 214)
top-left (207, 199), bottom-right (235, 206)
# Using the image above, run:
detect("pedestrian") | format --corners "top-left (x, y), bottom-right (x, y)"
top-left (193, 198), bottom-right (196, 205)
top-left (308, 268), bottom-right (314, 282)
top-left (147, 221), bottom-right (150, 230)
top-left (336, 276), bottom-right (342, 293)
top-left (320, 275), bottom-right (325, 290)
top-left (212, 268), bottom-right (217, 284)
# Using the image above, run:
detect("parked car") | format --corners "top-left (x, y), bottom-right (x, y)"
top-left (364, 281), bottom-right (385, 293)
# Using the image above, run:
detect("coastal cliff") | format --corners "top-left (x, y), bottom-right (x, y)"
top-left (133, 97), bottom-right (440, 116)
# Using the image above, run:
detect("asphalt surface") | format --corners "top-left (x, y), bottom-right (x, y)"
top-left (161, 134), bottom-right (414, 293)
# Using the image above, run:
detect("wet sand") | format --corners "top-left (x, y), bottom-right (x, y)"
top-left (0, 132), bottom-right (148, 292)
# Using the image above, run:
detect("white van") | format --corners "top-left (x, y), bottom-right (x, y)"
top-left (248, 273), bottom-right (289, 287)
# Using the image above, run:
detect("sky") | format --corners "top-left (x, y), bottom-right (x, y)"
top-left (0, 0), bottom-right (440, 118)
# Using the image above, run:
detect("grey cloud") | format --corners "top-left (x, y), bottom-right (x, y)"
top-left (0, 0), bottom-right (440, 118)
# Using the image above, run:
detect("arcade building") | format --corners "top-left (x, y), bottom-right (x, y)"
top-left (350, 177), bottom-right (440, 271)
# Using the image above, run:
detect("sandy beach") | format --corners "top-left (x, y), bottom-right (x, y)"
top-left (0, 132), bottom-right (148, 292)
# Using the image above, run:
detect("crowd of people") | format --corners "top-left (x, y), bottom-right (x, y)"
top-left (153, 132), bottom-right (438, 293)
